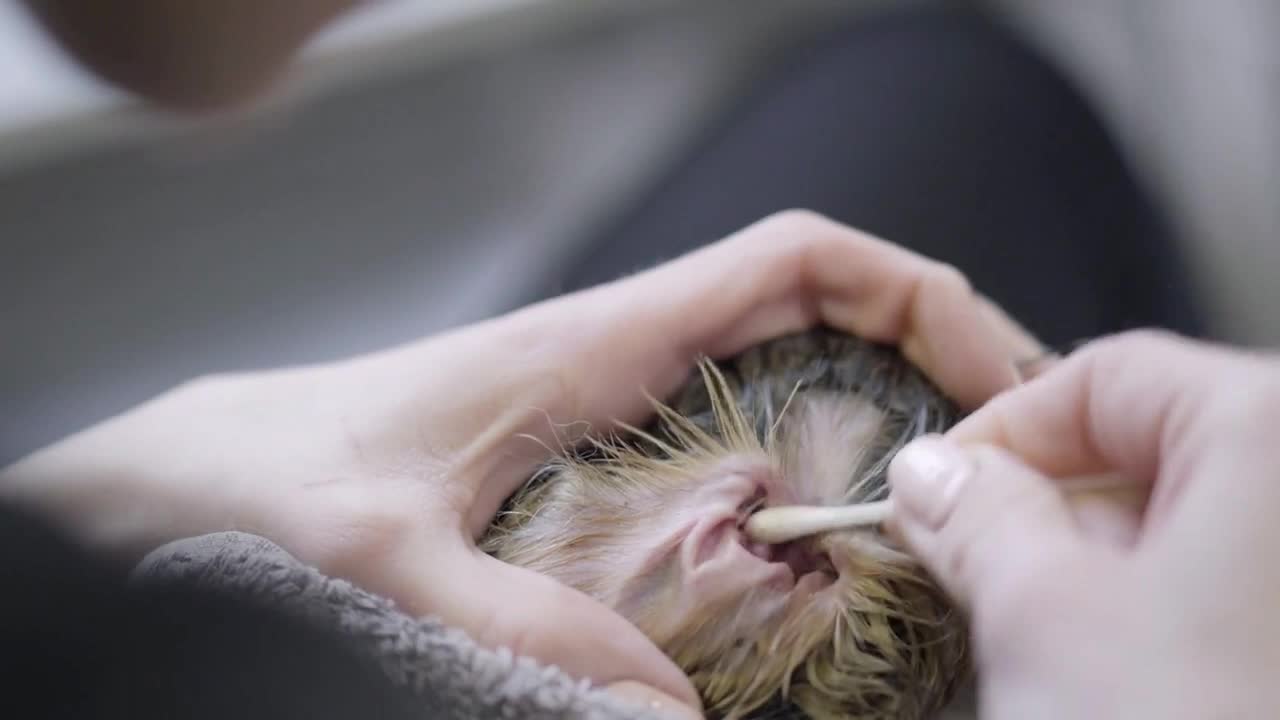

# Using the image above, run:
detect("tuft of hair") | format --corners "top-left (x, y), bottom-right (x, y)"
top-left (481, 327), bottom-right (970, 719)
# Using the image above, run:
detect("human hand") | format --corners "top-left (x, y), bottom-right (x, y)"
top-left (887, 330), bottom-right (1280, 719)
top-left (2, 210), bottom-right (1038, 716)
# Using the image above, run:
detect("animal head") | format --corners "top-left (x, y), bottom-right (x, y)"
top-left (482, 329), bottom-right (970, 719)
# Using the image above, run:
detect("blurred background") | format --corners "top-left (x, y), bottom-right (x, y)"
top-left (2, 0), bottom-right (1277, 465)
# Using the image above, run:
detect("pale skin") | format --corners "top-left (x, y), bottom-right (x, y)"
top-left (11, 2), bottom-right (1278, 717)
top-left (888, 331), bottom-right (1280, 718)
top-left (0, 210), bottom-right (1038, 717)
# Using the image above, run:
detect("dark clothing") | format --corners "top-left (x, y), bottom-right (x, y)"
top-left (558, 9), bottom-right (1205, 348)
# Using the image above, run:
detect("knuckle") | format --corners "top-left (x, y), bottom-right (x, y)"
top-left (170, 371), bottom-right (240, 402)
top-left (1075, 329), bottom-right (1280, 427)
top-left (469, 597), bottom-right (525, 655)
top-left (477, 571), bottom-right (572, 662)
top-left (765, 207), bottom-right (830, 230)
top-left (491, 610), bottom-right (537, 661)
top-left (1077, 327), bottom-right (1184, 362)
top-left (924, 261), bottom-right (973, 295)
top-left (747, 209), bottom-right (841, 252)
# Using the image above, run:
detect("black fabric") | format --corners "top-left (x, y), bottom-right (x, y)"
top-left (0, 503), bottom-right (420, 720)
top-left (556, 7), bottom-right (1206, 349)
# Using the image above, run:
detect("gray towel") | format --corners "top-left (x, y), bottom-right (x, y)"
top-left (130, 531), bottom-right (666, 720)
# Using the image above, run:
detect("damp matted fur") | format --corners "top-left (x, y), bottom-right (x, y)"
top-left (481, 327), bottom-right (971, 719)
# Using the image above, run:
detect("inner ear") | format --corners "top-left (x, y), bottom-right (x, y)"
top-left (737, 484), bottom-right (769, 518)
top-left (774, 540), bottom-right (837, 586)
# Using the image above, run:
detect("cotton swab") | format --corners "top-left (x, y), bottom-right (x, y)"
top-left (743, 472), bottom-right (1142, 545)
top-left (743, 501), bottom-right (894, 544)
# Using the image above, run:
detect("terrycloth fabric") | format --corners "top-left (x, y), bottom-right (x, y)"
top-left (130, 532), bottom-right (665, 720)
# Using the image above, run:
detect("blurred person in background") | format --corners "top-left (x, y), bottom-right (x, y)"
top-left (5, 2), bottom-right (1276, 719)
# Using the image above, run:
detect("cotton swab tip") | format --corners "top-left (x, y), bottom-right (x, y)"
top-left (743, 500), bottom-right (893, 545)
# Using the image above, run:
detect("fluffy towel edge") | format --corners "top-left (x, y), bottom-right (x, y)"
top-left (131, 531), bottom-right (668, 720)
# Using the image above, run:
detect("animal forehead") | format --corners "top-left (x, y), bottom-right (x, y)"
top-left (671, 341), bottom-right (953, 436)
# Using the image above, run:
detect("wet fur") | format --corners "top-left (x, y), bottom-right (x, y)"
top-left (481, 327), bottom-right (970, 719)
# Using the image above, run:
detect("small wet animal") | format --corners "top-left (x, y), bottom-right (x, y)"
top-left (481, 327), bottom-right (971, 719)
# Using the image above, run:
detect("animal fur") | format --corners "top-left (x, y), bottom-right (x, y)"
top-left (481, 327), bottom-right (970, 719)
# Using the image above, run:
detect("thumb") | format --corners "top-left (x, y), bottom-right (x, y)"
top-left (886, 434), bottom-right (1085, 612)
top-left (418, 544), bottom-right (703, 716)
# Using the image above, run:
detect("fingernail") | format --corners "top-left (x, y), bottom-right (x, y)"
top-left (889, 435), bottom-right (972, 530)
top-left (1013, 351), bottom-right (1061, 383)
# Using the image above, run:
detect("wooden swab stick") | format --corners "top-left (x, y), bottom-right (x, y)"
top-left (743, 472), bottom-right (1144, 545)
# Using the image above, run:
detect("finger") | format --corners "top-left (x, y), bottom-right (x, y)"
top-left (887, 435), bottom-right (1087, 615)
top-left (447, 211), bottom-right (1040, 529)
top-left (606, 681), bottom-right (704, 720)
top-left (543, 210), bottom-right (1027, 423)
top-left (1012, 351), bottom-right (1061, 383)
top-left (947, 330), bottom-right (1266, 487)
top-left (653, 211), bottom-right (1022, 410)
top-left (946, 329), bottom-right (1280, 540)
top-left (253, 487), bottom-right (701, 710)
top-left (409, 542), bottom-right (703, 713)
top-left (946, 330), bottom-right (1208, 479)
top-left (1069, 491), bottom-right (1141, 549)
top-left (976, 293), bottom-right (1047, 365)
top-left (974, 294), bottom-right (1062, 383)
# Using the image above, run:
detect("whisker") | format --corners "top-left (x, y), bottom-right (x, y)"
top-left (479, 328), bottom-right (969, 720)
